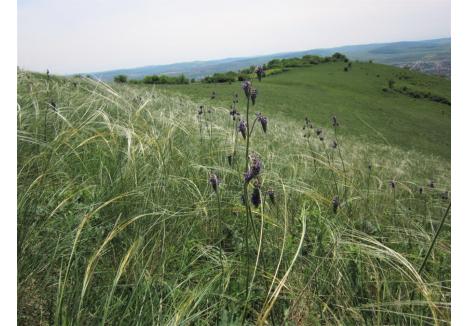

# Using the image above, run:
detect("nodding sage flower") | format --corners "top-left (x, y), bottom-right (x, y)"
top-left (319, 136), bottom-right (324, 142)
top-left (419, 187), bottom-right (423, 195)
top-left (238, 120), bottom-right (247, 139)
top-left (332, 115), bottom-right (339, 128)
top-left (198, 105), bottom-right (204, 115)
top-left (209, 174), bottom-right (220, 192)
top-left (251, 182), bottom-right (262, 208)
top-left (267, 189), bottom-right (275, 205)
top-left (211, 91), bottom-right (216, 100)
top-left (316, 128), bottom-right (322, 136)
top-left (331, 140), bottom-right (338, 149)
top-left (332, 196), bottom-right (340, 214)
top-left (242, 80), bottom-right (252, 98)
top-left (244, 156), bottom-right (262, 183)
top-left (429, 180), bottom-right (435, 188)
top-left (389, 180), bottom-right (396, 189)
top-left (259, 115), bottom-right (268, 133)
top-left (255, 66), bottom-right (264, 82)
top-left (250, 88), bottom-right (258, 105)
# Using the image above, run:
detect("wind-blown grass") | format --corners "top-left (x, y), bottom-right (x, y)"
top-left (18, 71), bottom-right (450, 325)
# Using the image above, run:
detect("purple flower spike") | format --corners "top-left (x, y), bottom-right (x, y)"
top-left (244, 156), bottom-right (262, 183)
top-left (242, 81), bottom-right (252, 98)
top-left (259, 115), bottom-right (268, 133)
top-left (332, 196), bottom-right (340, 214)
top-left (251, 183), bottom-right (261, 208)
top-left (238, 120), bottom-right (247, 139)
top-left (209, 174), bottom-right (220, 192)
top-left (250, 88), bottom-right (257, 105)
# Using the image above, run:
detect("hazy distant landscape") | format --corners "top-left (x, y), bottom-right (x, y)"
top-left (88, 38), bottom-right (451, 81)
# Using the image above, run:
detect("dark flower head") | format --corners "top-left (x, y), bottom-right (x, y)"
top-left (250, 88), bottom-right (257, 105)
top-left (209, 174), bottom-right (220, 192)
top-left (419, 187), bottom-right (423, 195)
top-left (198, 105), bottom-right (204, 115)
top-left (211, 91), bottom-right (216, 100)
top-left (332, 196), bottom-right (340, 214)
top-left (259, 115), bottom-right (268, 133)
top-left (319, 136), bottom-right (324, 142)
top-left (238, 120), bottom-right (247, 139)
top-left (368, 164), bottom-right (372, 170)
top-left (267, 189), bottom-right (275, 205)
top-left (316, 128), bottom-right (322, 136)
top-left (441, 191), bottom-right (449, 200)
top-left (227, 155), bottom-right (233, 166)
top-left (332, 115), bottom-right (339, 128)
top-left (242, 81), bottom-right (252, 98)
top-left (255, 66), bottom-right (264, 82)
top-left (429, 180), bottom-right (435, 188)
top-left (50, 100), bottom-right (57, 112)
top-left (331, 140), bottom-right (338, 149)
top-left (251, 182), bottom-right (262, 208)
top-left (389, 180), bottom-right (396, 189)
top-left (244, 155), bottom-right (262, 183)
top-left (208, 108), bottom-right (212, 114)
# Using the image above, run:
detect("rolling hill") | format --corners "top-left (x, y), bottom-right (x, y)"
top-left (86, 38), bottom-right (450, 81)
top-left (153, 61), bottom-right (451, 159)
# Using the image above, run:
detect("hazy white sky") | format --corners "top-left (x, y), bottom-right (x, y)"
top-left (17, 0), bottom-right (450, 74)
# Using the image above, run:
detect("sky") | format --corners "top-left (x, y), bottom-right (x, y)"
top-left (17, 0), bottom-right (451, 74)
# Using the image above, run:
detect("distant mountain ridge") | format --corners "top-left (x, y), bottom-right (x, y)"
top-left (85, 38), bottom-right (450, 80)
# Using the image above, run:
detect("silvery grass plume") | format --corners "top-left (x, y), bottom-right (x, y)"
top-left (238, 120), bottom-right (247, 139)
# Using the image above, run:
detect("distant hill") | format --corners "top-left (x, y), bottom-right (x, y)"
top-left (86, 38), bottom-right (450, 81)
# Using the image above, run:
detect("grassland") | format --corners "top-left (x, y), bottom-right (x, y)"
top-left (156, 62), bottom-right (451, 159)
top-left (17, 65), bottom-right (450, 325)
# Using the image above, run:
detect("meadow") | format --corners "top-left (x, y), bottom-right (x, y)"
top-left (17, 63), bottom-right (450, 325)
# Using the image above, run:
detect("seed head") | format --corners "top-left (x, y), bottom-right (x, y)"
top-left (316, 128), bottom-right (322, 136)
top-left (419, 187), bottom-right (423, 195)
top-left (331, 140), bottom-right (338, 149)
top-left (332, 196), bottom-right (340, 214)
top-left (429, 180), bottom-right (435, 188)
top-left (211, 91), bottom-right (216, 100)
top-left (198, 105), bottom-right (204, 115)
top-left (389, 180), bottom-right (396, 189)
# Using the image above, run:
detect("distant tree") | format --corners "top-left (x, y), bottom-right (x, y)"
top-left (114, 75), bottom-right (128, 83)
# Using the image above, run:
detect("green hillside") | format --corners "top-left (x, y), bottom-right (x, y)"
top-left (156, 62), bottom-right (451, 159)
top-left (18, 67), bottom-right (451, 325)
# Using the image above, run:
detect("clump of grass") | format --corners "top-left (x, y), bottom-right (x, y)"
top-left (17, 71), bottom-right (451, 325)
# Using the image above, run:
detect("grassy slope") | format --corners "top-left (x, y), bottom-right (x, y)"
top-left (156, 62), bottom-right (451, 159)
top-left (18, 71), bottom-right (450, 325)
